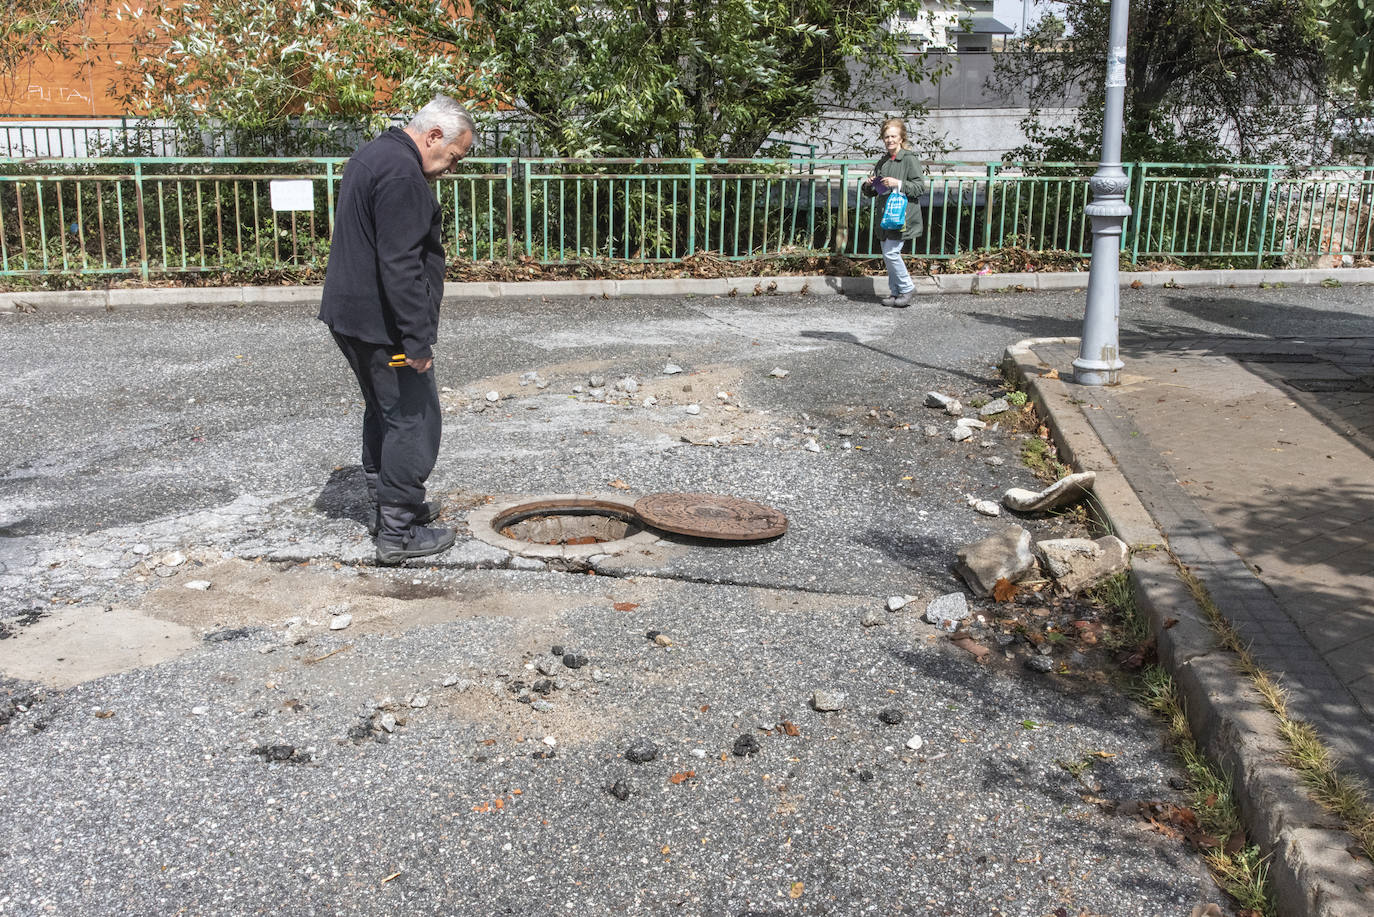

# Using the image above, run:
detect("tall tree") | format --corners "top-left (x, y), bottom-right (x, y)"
top-left (381, 0), bottom-right (931, 157)
top-left (993, 0), bottom-right (1332, 164)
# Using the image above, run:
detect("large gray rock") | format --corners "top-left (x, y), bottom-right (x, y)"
top-left (1036, 535), bottom-right (1130, 593)
top-left (955, 526), bottom-right (1036, 597)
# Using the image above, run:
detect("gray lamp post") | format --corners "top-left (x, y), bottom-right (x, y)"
top-left (1072, 0), bottom-right (1131, 386)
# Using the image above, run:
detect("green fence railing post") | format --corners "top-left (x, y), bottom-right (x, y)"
top-left (1254, 164), bottom-right (1278, 269)
top-left (836, 163), bottom-right (850, 254)
top-left (983, 163), bottom-right (996, 251)
top-left (522, 158), bottom-right (533, 258)
top-left (687, 160), bottom-right (697, 256)
top-left (134, 160), bottom-right (149, 281)
top-left (1130, 163), bottom-right (1147, 264)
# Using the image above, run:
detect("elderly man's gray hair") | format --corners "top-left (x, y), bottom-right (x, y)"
top-left (408, 96), bottom-right (476, 143)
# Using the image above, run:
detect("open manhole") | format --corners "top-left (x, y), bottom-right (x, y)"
top-left (467, 492), bottom-right (787, 562)
top-left (494, 498), bottom-right (646, 546)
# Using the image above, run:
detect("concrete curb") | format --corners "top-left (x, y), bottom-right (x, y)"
top-left (1003, 338), bottom-right (1374, 917)
top-left (4, 266), bottom-right (1373, 314)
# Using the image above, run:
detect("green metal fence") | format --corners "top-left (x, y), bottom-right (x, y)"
top-left (2, 156), bottom-right (1371, 279)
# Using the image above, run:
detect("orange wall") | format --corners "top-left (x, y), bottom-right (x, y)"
top-left (2, 2), bottom-right (141, 116)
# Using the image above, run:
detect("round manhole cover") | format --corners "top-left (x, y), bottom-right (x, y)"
top-left (634, 493), bottom-right (788, 541)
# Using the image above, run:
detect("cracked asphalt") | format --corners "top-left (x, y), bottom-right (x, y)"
top-left (2, 283), bottom-right (1370, 915)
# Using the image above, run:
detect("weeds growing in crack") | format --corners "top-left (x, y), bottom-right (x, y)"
top-left (1135, 665), bottom-right (1275, 915)
top-left (1175, 562), bottom-right (1374, 863)
top-left (1088, 572), bottom-right (1149, 652)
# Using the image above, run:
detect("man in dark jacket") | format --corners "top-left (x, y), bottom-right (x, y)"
top-left (319, 96), bottom-right (474, 564)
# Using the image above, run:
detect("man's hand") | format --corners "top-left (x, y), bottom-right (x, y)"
top-left (405, 356), bottom-right (433, 373)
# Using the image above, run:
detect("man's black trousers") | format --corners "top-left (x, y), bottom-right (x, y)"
top-left (330, 331), bottom-right (441, 507)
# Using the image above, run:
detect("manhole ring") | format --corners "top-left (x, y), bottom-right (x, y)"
top-left (634, 492), bottom-right (788, 541)
top-left (467, 494), bottom-right (659, 560)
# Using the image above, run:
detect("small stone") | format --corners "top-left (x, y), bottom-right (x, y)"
top-left (950, 426), bottom-right (973, 443)
top-left (589, 374), bottom-right (606, 388)
top-left (956, 417), bottom-right (987, 429)
top-left (967, 496), bottom-right (1001, 517)
top-left (653, 634), bottom-right (673, 647)
top-left (980, 397), bottom-right (1011, 416)
top-left (551, 645), bottom-right (565, 656)
top-left (531, 700), bottom-right (555, 713)
top-left (923, 425), bottom-right (941, 437)
top-left (861, 610), bottom-right (886, 627)
top-left (624, 739), bottom-right (659, 763)
top-left (810, 691), bottom-right (845, 712)
top-left (691, 748), bottom-right (708, 759)
top-left (408, 695), bottom-right (429, 708)
top-left (878, 708), bottom-right (905, 725)
top-left (159, 550), bottom-right (187, 567)
top-left (905, 734), bottom-right (924, 751)
top-left (1025, 656), bottom-right (1055, 674)
top-left (887, 595), bottom-right (913, 612)
top-left (131, 543), bottom-right (151, 555)
top-left (563, 652), bottom-right (588, 670)
top-left (532, 679), bottom-right (554, 695)
top-left (535, 656), bottom-right (559, 676)
top-left (732, 734), bottom-right (761, 757)
top-left (616, 377), bottom-right (640, 394)
top-left (803, 438), bottom-right (821, 453)
top-left (329, 613), bottom-right (353, 631)
top-left (924, 593), bottom-right (971, 632)
top-left (379, 713), bottom-right (398, 733)
top-left (662, 364), bottom-right (683, 375)
top-left (944, 401), bottom-right (964, 417)
top-left (684, 404), bottom-right (701, 415)
top-left (184, 580), bottom-right (212, 591)
top-left (643, 396), bottom-right (658, 407)
top-left (191, 705), bottom-right (209, 716)
top-left (607, 779), bottom-right (632, 801)
top-left (768, 367), bottom-right (790, 378)
top-left (984, 456), bottom-right (1005, 467)
top-left (485, 391), bottom-right (500, 402)
top-left (442, 675), bottom-right (460, 687)
top-left (924, 392), bottom-right (957, 410)
top-left (542, 735), bottom-right (558, 747)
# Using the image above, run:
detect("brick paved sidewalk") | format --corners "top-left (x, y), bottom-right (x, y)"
top-left (1031, 336), bottom-right (1374, 787)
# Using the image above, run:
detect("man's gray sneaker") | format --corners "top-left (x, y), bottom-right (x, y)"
top-left (892, 293), bottom-right (913, 308)
top-left (880, 295), bottom-right (898, 307)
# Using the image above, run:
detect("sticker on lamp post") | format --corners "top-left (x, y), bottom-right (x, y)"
top-left (269, 179), bottom-right (315, 211)
top-left (1105, 47), bottom-right (1127, 88)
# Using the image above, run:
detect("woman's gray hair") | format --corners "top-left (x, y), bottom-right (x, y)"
top-left (408, 96), bottom-right (476, 142)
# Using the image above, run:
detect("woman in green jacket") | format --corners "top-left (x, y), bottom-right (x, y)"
top-left (860, 118), bottom-right (926, 307)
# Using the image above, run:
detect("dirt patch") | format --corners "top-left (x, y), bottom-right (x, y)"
top-left (0, 605), bottom-right (198, 689)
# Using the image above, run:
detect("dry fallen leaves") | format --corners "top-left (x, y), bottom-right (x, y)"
top-left (669, 771), bottom-right (696, 785)
top-left (612, 601), bottom-right (640, 612)
top-left (609, 479), bottom-right (631, 490)
top-left (780, 721), bottom-right (801, 737)
top-left (992, 577), bottom-right (1019, 603)
top-left (789, 881), bottom-right (805, 899)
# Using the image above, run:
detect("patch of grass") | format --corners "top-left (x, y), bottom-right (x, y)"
top-left (1007, 391), bottom-right (1028, 407)
top-left (1021, 436), bottom-right (1071, 481)
top-left (1088, 572), bottom-right (1149, 652)
top-left (1137, 666), bottom-right (1275, 915)
top-left (1176, 564), bottom-right (1374, 863)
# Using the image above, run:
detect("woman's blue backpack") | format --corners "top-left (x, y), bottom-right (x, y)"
top-left (880, 190), bottom-right (907, 231)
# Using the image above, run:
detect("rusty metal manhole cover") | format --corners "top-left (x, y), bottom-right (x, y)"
top-left (634, 493), bottom-right (788, 541)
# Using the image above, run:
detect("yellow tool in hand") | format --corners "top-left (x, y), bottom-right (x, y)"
top-left (388, 353), bottom-right (408, 367)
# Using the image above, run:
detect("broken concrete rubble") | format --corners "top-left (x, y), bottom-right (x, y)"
top-left (955, 525), bottom-right (1036, 597)
top-left (1035, 535), bottom-right (1130, 593)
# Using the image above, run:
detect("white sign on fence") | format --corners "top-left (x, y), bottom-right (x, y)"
top-left (269, 179), bottom-right (315, 211)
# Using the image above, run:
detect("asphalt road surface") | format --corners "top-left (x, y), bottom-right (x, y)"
top-left (0, 284), bottom-right (1370, 915)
